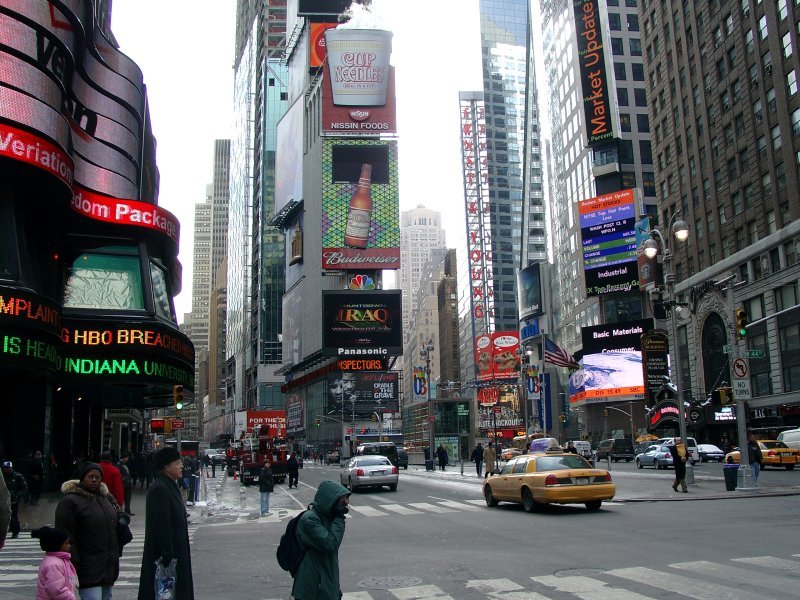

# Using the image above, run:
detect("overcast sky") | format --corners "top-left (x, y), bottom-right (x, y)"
top-left (111, 0), bottom-right (482, 319)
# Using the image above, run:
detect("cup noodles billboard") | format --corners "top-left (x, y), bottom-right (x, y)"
top-left (475, 331), bottom-right (521, 382)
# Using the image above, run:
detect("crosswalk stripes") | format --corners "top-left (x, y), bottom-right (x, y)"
top-left (0, 523), bottom-right (198, 593)
top-left (346, 498), bottom-right (483, 517)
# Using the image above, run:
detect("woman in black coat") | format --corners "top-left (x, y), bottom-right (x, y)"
top-left (55, 462), bottom-right (120, 597)
top-left (138, 447), bottom-right (194, 600)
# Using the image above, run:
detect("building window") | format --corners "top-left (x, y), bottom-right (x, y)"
top-left (778, 0), bottom-right (788, 20)
top-left (630, 38), bottom-right (642, 56)
top-left (772, 125), bottom-right (782, 150)
top-left (628, 13), bottom-right (640, 31)
top-left (620, 113), bottom-right (632, 131)
top-left (632, 63), bottom-right (645, 81)
top-left (634, 88), bottom-right (647, 106)
top-left (777, 162), bottom-right (787, 191)
top-left (618, 87), bottom-right (629, 105)
top-left (783, 32), bottom-right (793, 59)
top-left (609, 13), bottom-right (622, 30)
top-left (637, 114), bottom-right (650, 132)
top-left (779, 322), bottom-right (800, 352)
top-left (745, 29), bottom-right (754, 53)
top-left (728, 158), bottom-right (738, 180)
top-left (732, 191), bottom-right (743, 215)
top-left (611, 37), bottom-right (624, 55)
top-left (784, 364), bottom-right (800, 392)
top-left (640, 140), bottom-right (653, 163)
top-left (759, 15), bottom-right (768, 40)
top-left (754, 99), bottom-right (764, 123)
top-left (615, 62), bottom-right (627, 80)
top-left (758, 135), bottom-right (767, 159)
top-left (788, 70), bottom-right (798, 95)
top-left (793, 109), bottom-right (800, 136)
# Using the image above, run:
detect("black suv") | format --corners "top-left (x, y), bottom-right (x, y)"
top-left (395, 446), bottom-right (409, 469)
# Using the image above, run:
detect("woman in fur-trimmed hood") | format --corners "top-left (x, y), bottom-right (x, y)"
top-left (55, 462), bottom-right (120, 598)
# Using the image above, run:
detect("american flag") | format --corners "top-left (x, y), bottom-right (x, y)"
top-left (543, 336), bottom-right (579, 369)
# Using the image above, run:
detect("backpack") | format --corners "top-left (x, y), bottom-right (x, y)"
top-left (276, 509), bottom-right (308, 576)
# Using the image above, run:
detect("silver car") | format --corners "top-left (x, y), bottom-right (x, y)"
top-left (635, 444), bottom-right (674, 469)
top-left (340, 455), bottom-right (399, 492)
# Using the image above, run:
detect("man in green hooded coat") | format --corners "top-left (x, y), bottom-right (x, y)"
top-left (291, 480), bottom-right (351, 600)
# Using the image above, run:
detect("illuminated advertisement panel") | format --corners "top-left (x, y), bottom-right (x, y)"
top-left (321, 64), bottom-right (397, 134)
top-left (282, 285), bottom-right (303, 366)
top-left (641, 329), bottom-right (669, 408)
top-left (580, 189), bottom-right (638, 296)
top-left (244, 410), bottom-right (287, 437)
top-left (573, 0), bottom-right (617, 146)
top-left (321, 139), bottom-right (400, 270)
top-left (517, 263), bottom-right (543, 320)
top-left (475, 331), bottom-right (520, 383)
top-left (286, 392), bottom-right (305, 437)
top-left (321, 290), bottom-right (402, 356)
top-left (569, 318), bottom-right (653, 404)
top-left (326, 372), bottom-right (399, 416)
top-left (459, 94), bottom-right (494, 345)
top-left (275, 97), bottom-right (305, 216)
top-left (309, 22), bottom-right (338, 67)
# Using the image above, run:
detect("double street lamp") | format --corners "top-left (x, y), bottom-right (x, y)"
top-left (420, 340), bottom-right (435, 464)
top-left (643, 215), bottom-right (690, 474)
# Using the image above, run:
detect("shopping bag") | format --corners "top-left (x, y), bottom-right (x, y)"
top-left (154, 558), bottom-right (177, 600)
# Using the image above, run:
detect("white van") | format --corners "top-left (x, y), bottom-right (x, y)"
top-left (656, 437), bottom-right (699, 464)
top-left (567, 440), bottom-right (592, 459)
top-left (777, 428), bottom-right (800, 450)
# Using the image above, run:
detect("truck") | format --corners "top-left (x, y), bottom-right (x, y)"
top-left (230, 426), bottom-right (289, 485)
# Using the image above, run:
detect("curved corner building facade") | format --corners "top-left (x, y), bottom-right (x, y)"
top-left (0, 1), bottom-right (193, 481)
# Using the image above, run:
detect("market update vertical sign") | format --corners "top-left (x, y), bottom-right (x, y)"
top-left (573, 0), bottom-right (616, 146)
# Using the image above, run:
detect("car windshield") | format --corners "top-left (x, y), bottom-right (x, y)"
top-left (535, 455), bottom-right (592, 471)
top-left (355, 457), bottom-right (391, 466)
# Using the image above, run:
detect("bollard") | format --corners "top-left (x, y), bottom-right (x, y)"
top-left (685, 462), bottom-right (696, 485)
top-left (239, 486), bottom-right (247, 510)
top-left (215, 483), bottom-right (223, 503)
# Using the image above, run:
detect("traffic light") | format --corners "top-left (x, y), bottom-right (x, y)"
top-left (735, 308), bottom-right (749, 339)
top-left (603, 408), bottom-right (608, 417)
top-left (315, 417), bottom-right (320, 427)
top-left (173, 385), bottom-right (184, 412)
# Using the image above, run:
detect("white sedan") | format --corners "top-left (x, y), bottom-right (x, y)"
top-left (340, 455), bottom-right (399, 492)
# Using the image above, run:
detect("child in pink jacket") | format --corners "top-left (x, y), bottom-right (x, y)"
top-left (32, 526), bottom-right (77, 600)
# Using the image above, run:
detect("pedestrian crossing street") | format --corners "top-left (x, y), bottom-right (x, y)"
top-left (0, 522), bottom-right (198, 595)
top-left (322, 554), bottom-right (800, 599)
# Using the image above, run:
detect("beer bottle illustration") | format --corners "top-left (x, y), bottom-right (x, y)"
top-left (344, 163), bottom-right (373, 249)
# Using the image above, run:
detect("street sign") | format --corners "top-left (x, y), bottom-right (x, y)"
top-left (732, 357), bottom-right (749, 380)
top-left (172, 418), bottom-right (185, 430)
top-left (733, 379), bottom-right (751, 400)
top-left (744, 350), bottom-right (765, 358)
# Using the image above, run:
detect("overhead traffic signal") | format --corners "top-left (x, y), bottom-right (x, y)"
top-left (735, 308), bottom-right (749, 339)
top-left (173, 385), bottom-right (184, 412)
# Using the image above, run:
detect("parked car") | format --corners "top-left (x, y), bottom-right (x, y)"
top-left (696, 444), bottom-right (725, 462)
top-left (395, 446), bottom-right (409, 469)
top-left (635, 445), bottom-right (674, 469)
top-left (595, 438), bottom-right (634, 462)
top-left (340, 455), bottom-right (399, 492)
top-left (725, 440), bottom-right (799, 470)
top-left (483, 451), bottom-right (615, 512)
top-left (205, 451), bottom-right (227, 466)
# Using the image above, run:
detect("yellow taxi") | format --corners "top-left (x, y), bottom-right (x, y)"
top-left (482, 451), bottom-right (615, 512)
top-left (724, 440), bottom-right (799, 470)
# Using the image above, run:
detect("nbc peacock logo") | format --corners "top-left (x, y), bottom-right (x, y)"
top-left (348, 275), bottom-right (376, 290)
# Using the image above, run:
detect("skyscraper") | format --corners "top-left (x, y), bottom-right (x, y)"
top-left (399, 205), bottom-right (447, 339)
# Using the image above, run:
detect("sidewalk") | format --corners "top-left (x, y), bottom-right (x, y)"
top-left (401, 461), bottom-right (800, 502)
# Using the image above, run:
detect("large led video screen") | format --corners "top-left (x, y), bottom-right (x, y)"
top-left (326, 372), bottom-right (399, 416)
top-left (569, 318), bottom-right (653, 404)
top-left (321, 290), bottom-right (402, 356)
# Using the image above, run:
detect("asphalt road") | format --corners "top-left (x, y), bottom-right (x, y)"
top-left (188, 463), bottom-right (800, 599)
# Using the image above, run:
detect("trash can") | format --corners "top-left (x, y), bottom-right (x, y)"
top-left (425, 459), bottom-right (435, 471)
top-left (723, 463), bottom-right (739, 491)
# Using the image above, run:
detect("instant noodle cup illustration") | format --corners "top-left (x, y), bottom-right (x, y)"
top-left (324, 28), bottom-right (393, 106)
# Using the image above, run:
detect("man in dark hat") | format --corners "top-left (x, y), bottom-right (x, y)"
top-left (138, 447), bottom-right (194, 599)
top-left (55, 461), bottom-right (121, 598)
top-left (2, 460), bottom-right (27, 539)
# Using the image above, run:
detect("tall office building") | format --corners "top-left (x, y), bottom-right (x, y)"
top-left (639, 1), bottom-right (800, 435)
top-left (458, 0), bottom-right (545, 374)
top-left (399, 205), bottom-right (447, 340)
top-left (228, 0), bottom-right (288, 434)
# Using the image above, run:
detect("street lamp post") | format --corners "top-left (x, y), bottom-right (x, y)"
top-left (643, 214), bottom-right (692, 483)
top-left (420, 340), bottom-right (434, 469)
top-left (606, 405), bottom-right (635, 443)
top-left (517, 345), bottom-right (533, 435)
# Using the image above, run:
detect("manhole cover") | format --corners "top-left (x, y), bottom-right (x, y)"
top-left (358, 576), bottom-right (423, 589)
top-left (554, 568), bottom-right (605, 577)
